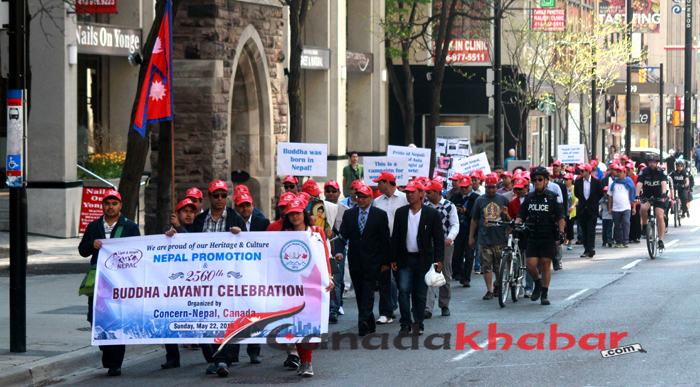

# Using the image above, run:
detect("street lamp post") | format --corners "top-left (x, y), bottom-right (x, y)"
top-left (625, 0), bottom-right (632, 158)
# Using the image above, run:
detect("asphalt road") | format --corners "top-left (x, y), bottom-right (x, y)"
top-left (51, 209), bottom-right (700, 386)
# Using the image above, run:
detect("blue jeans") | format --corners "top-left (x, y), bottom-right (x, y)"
top-left (525, 272), bottom-right (534, 292)
top-left (473, 245), bottom-right (481, 271)
top-left (330, 254), bottom-right (346, 314)
top-left (602, 219), bottom-right (613, 244)
top-left (397, 255), bottom-right (429, 329)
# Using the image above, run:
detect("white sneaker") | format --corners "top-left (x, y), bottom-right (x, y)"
top-left (338, 306), bottom-right (344, 315)
top-left (376, 316), bottom-right (393, 324)
top-left (524, 290), bottom-right (532, 298)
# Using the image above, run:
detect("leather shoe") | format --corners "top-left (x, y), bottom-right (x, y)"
top-left (579, 252), bottom-right (589, 258)
top-left (250, 355), bottom-right (261, 364)
top-left (398, 325), bottom-right (411, 335)
top-left (587, 250), bottom-right (595, 258)
top-left (161, 360), bottom-right (180, 369)
top-left (107, 368), bottom-right (121, 376)
top-left (424, 310), bottom-right (432, 319)
top-left (441, 307), bottom-right (451, 316)
top-left (359, 321), bottom-right (369, 336)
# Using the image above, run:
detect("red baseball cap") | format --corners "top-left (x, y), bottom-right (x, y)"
top-left (297, 192), bottom-right (311, 203)
top-left (356, 185), bottom-right (373, 197)
top-left (590, 160), bottom-right (598, 167)
top-left (604, 186), bottom-right (609, 192)
top-left (403, 180), bottom-right (424, 192)
top-left (522, 172), bottom-right (531, 180)
top-left (235, 192), bottom-right (253, 206)
top-left (484, 175), bottom-right (498, 186)
top-left (372, 189), bottom-right (383, 199)
top-left (282, 175), bottom-right (298, 184)
top-left (565, 166), bottom-right (575, 173)
top-left (513, 178), bottom-right (528, 189)
top-left (176, 198), bottom-right (197, 212)
top-left (580, 163), bottom-right (592, 171)
top-left (208, 180), bottom-right (228, 193)
top-left (551, 160), bottom-right (562, 166)
top-left (234, 185), bottom-right (249, 197)
top-left (469, 171), bottom-right (481, 180)
top-left (278, 192), bottom-right (297, 207)
top-left (639, 163), bottom-right (647, 169)
top-left (372, 171), bottom-right (396, 182)
top-left (185, 187), bottom-right (203, 199)
top-left (285, 199), bottom-right (306, 214)
top-left (351, 180), bottom-right (364, 190)
top-left (104, 189), bottom-right (122, 202)
top-left (459, 176), bottom-right (472, 187)
top-left (433, 176), bottom-right (444, 185)
top-left (626, 162), bottom-right (635, 169)
top-left (324, 180), bottom-right (340, 190)
top-left (451, 173), bottom-right (463, 181)
top-left (500, 171), bottom-right (512, 178)
top-left (563, 173), bottom-right (574, 180)
top-left (426, 180), bottom-right (443, 191)
top-left (302, 179), bottom-right (323, 197)
top-left (621, 154), bottom-right (629, 161)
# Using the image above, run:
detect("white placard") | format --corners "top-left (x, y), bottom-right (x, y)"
top-left (446, 139), bottom-right (459, 155)
top-left (436, 138), bottom-right (447, 155)
top-left (451, 152), bottom-right (491, 175)
top-left (363, 157), bottom-right (410, 186)
top-left (557, 144), bottom-right (585, 164)
top-left (457, 140), bottom-right (472, 156)
top-left (387, 145), bottom-right (432, 178)
top-left (277, 142), bottom-right (327, 177)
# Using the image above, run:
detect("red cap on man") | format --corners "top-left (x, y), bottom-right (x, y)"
top-left (469, 171), bottom-right (481, 180)
top-left (301, 179), bottom-right (323, 197)
top-left (451, 173), bottom-right (463, 181)
top-left (580, 163), bottom-right (592, 171)
top-left (484, 175), bottom-right (499, 186)
top-left (176, 198), bottom-right (196, 212)
top-left (373, 189), bottom-right (383, 199)
top-left (104, 189), bottom-right (122, 202)
top-left (208, 180), bottom-right (228, 193)
top-left (372, 171), bottom-right (396, 182)
top-left (565, 166), bottom-right (575, 173)
top-left (590, 160), bottom-right (598, 167)
top-left (324, 180), bottom-right (340, 190)
top-left (563, 173), bottom-right (574, 180)
top-left (185, 187), bottom-right (203, 199)
top-left (625, 162), bottom-right (635, 170)
top-left (297, 192), bottom-right (311, 204)
top-left (356, 185), bottom-right (373, 197)
top-left (551, 160), bottom-right (562, 167)
top-left (234, 185), bottom-right (249, 197)
top-left (283, 175), bottom-right (298, 184)
top-left (512, 178), bottom-right (528, 189)
top-left (403, 180), bottom-right (424, 192)
top-left (278, 192), bottom-right (297, 207)
top-left (433, 176), bottom-right (444, 185)
top-left (235, 192), bottom-right (253, 206)
top-left (500, 171), bottom-right (512, 178)
top-left (426, 180), bottom-right (443, 191)
top-left (459, 176), bottom-right (472, 187)
top-left (350, 180), bottom-right (364, 190)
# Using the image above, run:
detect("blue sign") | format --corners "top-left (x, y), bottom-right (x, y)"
top-left (7, 155), bottom-right (21, 171)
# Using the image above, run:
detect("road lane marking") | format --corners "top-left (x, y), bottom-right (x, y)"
top-left (621, 259), bottom-right (643, 270)
top-left (665, 239), bottom-right (679, 247)
top-left (691, 227), bottom-right (700, 232)
top-left (452, 339), bottom-right (491, 361)
top-left (566, 288), bottom-right (589, 301)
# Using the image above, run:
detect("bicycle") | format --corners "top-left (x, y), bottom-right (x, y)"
top-left (640, 196), bottom-right (667, 260)
top-left (672, 189), bottom-right (682, 228)
top-left (488, 220), bottom-right (532, 308)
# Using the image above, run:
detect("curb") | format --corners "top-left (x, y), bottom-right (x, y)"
top-left (1, 344), bottom-right (160, 387)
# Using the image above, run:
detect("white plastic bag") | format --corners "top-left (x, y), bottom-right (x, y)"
top-left (424, 263), bottom-right (446, 287)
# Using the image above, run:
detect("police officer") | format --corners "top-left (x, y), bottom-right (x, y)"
top-left (515, 167), bottom-right (565, 306)
top-left (635, 153), bottom-right (669, 250)
top-left (670, 160), bottom-right (690, 218)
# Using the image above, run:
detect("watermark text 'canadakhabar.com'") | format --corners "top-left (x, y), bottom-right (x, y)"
top-left (265, 323), bottom-right (629, 351)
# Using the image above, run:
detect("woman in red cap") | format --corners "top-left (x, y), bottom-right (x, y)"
top-left (279, 199), bottom-right (334, 377)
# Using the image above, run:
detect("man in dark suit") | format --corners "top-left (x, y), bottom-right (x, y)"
top-left (339, 184), bottom-right (391, 336)
top-left (574, 164), bottom-right (605, 257)
top-left (449, 176), bottom-right (480, 286)
top-left (390, 180), bottom-right (445, 336)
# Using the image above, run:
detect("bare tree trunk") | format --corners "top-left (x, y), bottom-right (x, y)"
top-left (119, 0), bottom-right (179, 221)
top-left (287, 0), bottom-right (310, 143)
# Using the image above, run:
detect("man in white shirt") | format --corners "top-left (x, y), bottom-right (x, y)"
top-left (372, 171), bottom-right (408, 324)
top-left (424, 180), bottom-right (459, 317)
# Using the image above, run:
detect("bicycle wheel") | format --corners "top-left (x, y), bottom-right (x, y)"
top-left (511, 251), bottom-right (522, 302)
top-left (498, 252), bottom-right (512, 308)
top-left (646, 220), bottom-right (657, 259)
top-left (674, 201), bottom-right (681, 227)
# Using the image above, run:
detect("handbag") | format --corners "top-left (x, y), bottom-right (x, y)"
top-left (424, 263), bottom-right (446, 287)
top-left (78, 225), bottom-right (123, 297)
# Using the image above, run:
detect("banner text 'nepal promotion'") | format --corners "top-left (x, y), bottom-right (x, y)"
top-left (91, 231), bottom-right (330, 346)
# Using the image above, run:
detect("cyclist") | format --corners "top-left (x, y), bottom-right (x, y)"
top-left (514, 167), bottom-right (566, 306)
top-left (635, 153), bottom-right (668, 250)
top-left (669, 160), bottom-right (690, 218)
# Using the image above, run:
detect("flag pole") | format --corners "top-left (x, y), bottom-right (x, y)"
top-left (171, 120), bottom-right (175, 213)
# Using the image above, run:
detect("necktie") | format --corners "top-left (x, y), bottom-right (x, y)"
top-left (359, 210), bottom-right (367, 234)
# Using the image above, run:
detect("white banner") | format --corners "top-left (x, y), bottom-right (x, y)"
top-left (276, 142), bottom-right (327, 177)
top-left (363, 156), bottom-right (410, 185)
top-left (92, 231), bottom-right (329, 345)
top-left (451, 152), bottom-right (491, 175)
top-left (557, 144), bottom-right (585, 164)
top-left (387, 145), bottom-right (431, 177)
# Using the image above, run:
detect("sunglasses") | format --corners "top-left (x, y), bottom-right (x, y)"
top-left (284, 184), bottom-right (296, 189)
top-left (513, 187), bottom-right (523, 191)
top-left (212, 193), bottom-right (227, 199)
top-left (532, 178), bottom-right (545, 182)
top-left (325, 189), bottom-right (338, 193)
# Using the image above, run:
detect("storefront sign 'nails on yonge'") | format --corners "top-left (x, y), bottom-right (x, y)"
top-left (76, 24), bottom-right (142, 56)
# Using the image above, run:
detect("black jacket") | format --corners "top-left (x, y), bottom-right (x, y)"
top-left (574, 176), bottom-right (605, 214)
top-left (391, 204), bottom-right (445, 273)
top-left (189, 207), bottom-right (246, 233)
top-left (247, 215), bottom-right (271, 232)
top-left (450, 191), bottom-right (480, 227)
top-left (79, 214), bottom-right (141, 265)
top-left (339, 205), bottom-right (391, 273)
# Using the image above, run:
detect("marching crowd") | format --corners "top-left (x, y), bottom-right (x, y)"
top-left (78, 149), bottom-right (694, 378)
